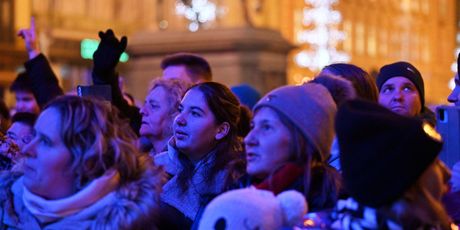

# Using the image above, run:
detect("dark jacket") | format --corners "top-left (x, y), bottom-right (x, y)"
top-left (92, 71), bottom-right (141, 136)
top-left (24, 54), bottom-right (63, 108)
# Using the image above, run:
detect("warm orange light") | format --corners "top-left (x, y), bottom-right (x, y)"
top-left (303, 219), bottom-right (315, 227)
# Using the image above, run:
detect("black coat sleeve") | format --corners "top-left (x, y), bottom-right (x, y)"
top-left (92, 70), bottom-right (142, 136)
top-left (24, 54), bottom-right (64, 108)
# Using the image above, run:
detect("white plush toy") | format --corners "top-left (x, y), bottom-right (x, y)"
top-left (198, 188), bottom-right (307, 230)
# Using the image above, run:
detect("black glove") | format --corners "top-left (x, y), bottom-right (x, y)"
top-left (92, 29), bottom-right (127, 78)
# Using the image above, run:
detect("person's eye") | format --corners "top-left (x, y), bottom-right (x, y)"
top-left (39, 137), bottom-right (52, 146)
top-left (403, 86), bottom-right (415, 92)
top-left (382, 86), bottom-right (393, 94)
top-left (191, 111), bottom-right (201, 117)
top-left (262, 124), bottom-right (271, 131)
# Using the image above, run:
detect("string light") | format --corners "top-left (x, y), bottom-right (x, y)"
top-left (175, 0), bottom-right (225, 32)
top-left (295, 0), bottom-right (350, 75)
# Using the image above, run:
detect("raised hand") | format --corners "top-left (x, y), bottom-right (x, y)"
top-left (17, 17), bottom-right (40, 59)
top-left (92, 29), bottom-right (127, 76)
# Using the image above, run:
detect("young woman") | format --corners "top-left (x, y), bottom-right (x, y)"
top-left (237, 83), bottom-right (341, 212)
top-left (155, 82), bottom-right (246, 229)
top-left (0, 96), bottom-right (163, 229)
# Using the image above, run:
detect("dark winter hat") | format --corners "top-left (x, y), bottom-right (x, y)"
top-left (254, 83), bottom-right (336, 162)
top-left (336, 99), bottom-right (442, 208)
top-left (10, 72), bottom-right (33, 93)
top-left (231, 84), bottom-right (261, 109)
top-left (376, 61), bottom-right (425, 108)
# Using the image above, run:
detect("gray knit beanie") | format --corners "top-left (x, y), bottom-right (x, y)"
top-left (253, 83), bottom-right (337, 162)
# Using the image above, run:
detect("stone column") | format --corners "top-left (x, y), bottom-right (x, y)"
top-left (126, 26), bottom-right (294, 100)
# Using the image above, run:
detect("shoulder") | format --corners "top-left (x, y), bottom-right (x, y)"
top-left (0, 171), bottom-right (22, 201)
top-left (0, 172), bottom-right (25, 227)
top-left (155, 149), bottom-right (180, 176)
top-left (93, 165), bottom-right (164, 229)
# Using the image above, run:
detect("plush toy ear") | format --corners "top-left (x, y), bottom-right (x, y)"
top-left (214, 217), bottom-right (226, 230)
top-left (277, 190), bottom-right (308, 227)
top-left (215, 122), bottom-right (230, 140)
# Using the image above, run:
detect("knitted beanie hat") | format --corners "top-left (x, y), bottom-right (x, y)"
top-left (376, 61), bottom-right (425, 108)
top-left (253, 83), bottom-right (337, 162)
top-left (336, 99), bottom-right (442, 208)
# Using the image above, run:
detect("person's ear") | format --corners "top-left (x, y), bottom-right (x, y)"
top-left (215, 122), bottom-right (230, 140)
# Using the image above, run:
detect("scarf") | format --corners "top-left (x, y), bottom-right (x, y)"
top-left (22, 169), bottom-right (120, 223)
top-left (255, 163), bottom-right (304, 195)
top-left (161, 146), bottom-right (228, 220)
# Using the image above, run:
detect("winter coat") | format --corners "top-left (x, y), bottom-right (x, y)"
top-left (155, 144), bottom-right (240, 229)
top-left (0, 169), bottom-right (161, 230)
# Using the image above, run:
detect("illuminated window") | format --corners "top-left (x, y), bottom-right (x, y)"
top-left (367, 25), bottom-right (377, 57)
top-left (343, 20), bottom-right (352, 53)
top-left (355, 22), bottom-right (365, 55)
top-left (0, 0), bottom-right (13, 43)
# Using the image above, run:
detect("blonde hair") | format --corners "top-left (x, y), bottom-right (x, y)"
top-left (44, 96), bottom-right (154, 188)
top-left (148, 78), bottom-right (191, 115)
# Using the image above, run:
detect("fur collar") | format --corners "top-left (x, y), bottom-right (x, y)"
top-left (0, 164), bottom-right (163, 229)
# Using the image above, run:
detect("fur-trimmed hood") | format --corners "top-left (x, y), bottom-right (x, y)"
top-left (0, 166), bottom-right (163, 230)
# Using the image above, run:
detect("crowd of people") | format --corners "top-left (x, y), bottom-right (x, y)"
top-left (0, 18), bottom-right (459, 230)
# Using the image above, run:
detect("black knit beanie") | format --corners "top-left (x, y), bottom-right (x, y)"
top-left (376, 61), bottom-right (425, 109)
top-left (336, 99), bottom-right (442, 208)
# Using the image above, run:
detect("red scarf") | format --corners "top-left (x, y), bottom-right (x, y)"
top-left (255, 163), bottom-right (304, 195)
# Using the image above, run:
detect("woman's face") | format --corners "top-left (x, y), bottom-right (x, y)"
top-left (378, 77), bottom-right (422, 117)
top-left (140, 86), bottom-right (176, 139)
top-left (22, 108), bottom-right (75, 200)
top-left (174, 88), bottom-right (227, 161)
top-left (244, 107), bottom-right (291, 180)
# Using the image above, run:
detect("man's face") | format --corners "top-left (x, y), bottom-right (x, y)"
top-left (448, 74), bottom-right (460, 106)
top-left (378, 77), bottom-right (422, 117)
top-left (15, 91), bottom-right (39, 114)
top-left (7, 121), bottom-right (33, 151)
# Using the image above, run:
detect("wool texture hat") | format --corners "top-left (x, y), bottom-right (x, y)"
top-left (376, 61), bottom-right (425, 108)
top-left (336, 99), bottom-right (442, 208)
top-left (254, 83), bottom-right (337, 162)
top-left (198, 188), bottom-right (307, 230)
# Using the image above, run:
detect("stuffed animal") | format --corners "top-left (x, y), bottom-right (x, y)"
top-left (198, 188), bottom-right (307, 230)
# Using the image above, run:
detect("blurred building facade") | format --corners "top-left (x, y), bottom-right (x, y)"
top-left (0, 0), bottom-right (457, 105)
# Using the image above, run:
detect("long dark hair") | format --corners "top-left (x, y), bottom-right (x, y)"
top-left (177, 82), bottom-right (245, 193)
